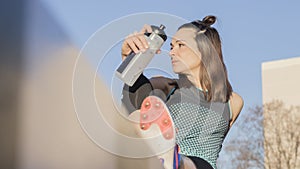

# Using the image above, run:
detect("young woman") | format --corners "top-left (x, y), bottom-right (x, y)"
top-left (120, 15), bottom-right (244, 169)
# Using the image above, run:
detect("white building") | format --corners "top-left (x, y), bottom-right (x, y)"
top-left (262, 56), bottom-right (300, 106)
top-left (262, 56), bottom-right (300, 169)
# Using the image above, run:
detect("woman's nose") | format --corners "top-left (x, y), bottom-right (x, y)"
top-left (169, 48), bottom-right (175, 57)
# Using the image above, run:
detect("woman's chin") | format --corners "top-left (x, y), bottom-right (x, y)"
top-left (172, 69), bottom-right (180, 74)
top-left (172, 68), bottom-right (186, 75)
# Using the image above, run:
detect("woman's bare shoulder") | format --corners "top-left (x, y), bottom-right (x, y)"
top-left (229, 92), bottom-right (244, 127)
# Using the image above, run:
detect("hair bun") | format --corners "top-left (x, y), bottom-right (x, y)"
top-left (202, 15), bottom-right (216, 26)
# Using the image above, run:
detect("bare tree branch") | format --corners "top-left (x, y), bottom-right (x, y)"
top-left (219, 100), bottom-right (300, 169)
top-left (263, 100), bottom-right (300, 169)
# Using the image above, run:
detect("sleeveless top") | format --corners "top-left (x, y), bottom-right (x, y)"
top-left (122, 74), bottom-right (232, 169)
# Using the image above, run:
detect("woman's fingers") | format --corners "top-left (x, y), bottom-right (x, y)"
top-left (129, 24), bottom-right (152, 52)
top-left (133, 32), bottom-right (149, 52)
top-left (137, 33), bottom-right (149, 49)
top-left (121, 33), bottom-right (142, 59)
top-left (121, 24), bottom-right (154, 60)
top-left (140, 24), bottom-right (152, 48)
top-left (141, 24), bottom-right (152, 34)
top-left (125, 32), bottom-right (149, 52)
top-left (121, 34), bottom-right (134, 60)
top-left (156, 49), bottom-right (161, 54)
top-left (126, 33), bottom-right (141, 53)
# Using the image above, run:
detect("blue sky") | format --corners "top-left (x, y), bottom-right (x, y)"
top-left (40, 0), bottom-right (300, 110)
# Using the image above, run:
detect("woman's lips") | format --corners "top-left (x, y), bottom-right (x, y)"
top-left (172, 60), bottom-right (178, 64)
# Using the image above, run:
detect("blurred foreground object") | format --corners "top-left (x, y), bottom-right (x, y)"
top-left (0, 0), bottom-right (163, 168)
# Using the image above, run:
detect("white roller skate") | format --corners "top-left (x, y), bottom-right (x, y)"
top-left (130, 95), bottom-right (179, 169)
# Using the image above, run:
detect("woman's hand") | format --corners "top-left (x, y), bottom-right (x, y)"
top-left (121, 24), bottom-right (161, 61)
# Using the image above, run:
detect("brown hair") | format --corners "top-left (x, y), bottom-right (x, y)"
top-left (178, 15), bottom-right (232, 102)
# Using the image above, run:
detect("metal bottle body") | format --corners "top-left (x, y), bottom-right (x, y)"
top-left (115, 25), bottom-right (167, 86)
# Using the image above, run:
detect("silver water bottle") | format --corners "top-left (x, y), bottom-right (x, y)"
top-left (115, 24), bottom-right (167, 86)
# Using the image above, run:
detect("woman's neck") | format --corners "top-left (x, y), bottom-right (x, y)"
top-left (185, 73), bottom-right (202, 90)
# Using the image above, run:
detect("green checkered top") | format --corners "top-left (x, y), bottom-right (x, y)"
top-left (166, 86), bottom-right (231, 169)
top-left (122, 74), bottom-right (231, 169)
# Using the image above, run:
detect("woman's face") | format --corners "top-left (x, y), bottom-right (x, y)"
top-left (169, 28), bottom-right (201, 75)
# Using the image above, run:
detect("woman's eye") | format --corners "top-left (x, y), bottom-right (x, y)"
top-left (170, 43), bottom-right (184, 50)
top-left (178, 43), bottom-right (185, 48)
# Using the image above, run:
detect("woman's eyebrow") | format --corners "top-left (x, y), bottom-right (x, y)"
top-left (176, 40), bottom-right (185, 43)
top-left (170, 39), bottom-right (186, 46)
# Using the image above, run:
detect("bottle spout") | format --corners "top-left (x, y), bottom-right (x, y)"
top-left (159, 24), bottom-right (166, 30)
